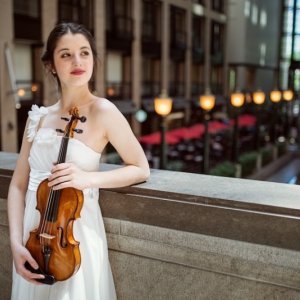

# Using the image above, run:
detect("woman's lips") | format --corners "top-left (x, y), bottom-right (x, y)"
top-left (71, 70), bottom-right (85, 75)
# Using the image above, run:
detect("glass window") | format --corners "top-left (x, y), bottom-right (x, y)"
top-left (295, 10), bottom-right (300, 34)
top-left (281, 35), bottom-right (293, 59)
top-left (285, 0), bottom-right (294, 8)
top-left (14, 0), bottom-right (39, 18)
top-left (294, 69), bottom-right (300, 91)
top-left (293, 35), bottom-right (300, 59)
top-left (280, 60), bottom-right (290, 90)
top-left (283, 9), bottom-right (294, 33)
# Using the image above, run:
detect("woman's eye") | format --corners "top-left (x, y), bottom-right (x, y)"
top-left (61, 53), bottom-right (70, 58)
top-left (81, 51), bottom-right (90, 56)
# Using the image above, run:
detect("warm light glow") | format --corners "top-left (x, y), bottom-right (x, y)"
top-left (230, 92), bottom-right (245, 107)
top-left (252, 90), bottom-right (265, 105)
top-left (270, 90), bottom-right (281, 103)
top-left (31, 84), bottom-right (38, 92)
top-left (283, 90), bottom-right (293, 101)
top-left (154, 96), bottom-right (173, 116)
top-left (199, 94), bottom-right (216, 111)
top-left (107, 87), bottom-right (115, 96)
top-left (17, 88), bottom-right (25, 97)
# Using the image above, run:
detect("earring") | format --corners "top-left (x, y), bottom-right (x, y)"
top-left (52, 70), bottom-right (56, 74)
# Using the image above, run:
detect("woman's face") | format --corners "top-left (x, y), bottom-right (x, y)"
top-left (53, 33), bottom-right (94, 89)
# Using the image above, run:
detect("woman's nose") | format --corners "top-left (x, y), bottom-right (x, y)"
top-left (72, 54), bottom-right (82, 66)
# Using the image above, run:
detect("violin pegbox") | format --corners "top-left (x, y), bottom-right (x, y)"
top-left (57, 107), bottom-right (86, 138)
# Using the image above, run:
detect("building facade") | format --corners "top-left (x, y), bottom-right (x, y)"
top-left (1, 0), bottom-right (286, 153)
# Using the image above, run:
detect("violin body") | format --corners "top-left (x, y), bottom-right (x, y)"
top-left (26, 178), bottom-right (84, 281)
top-left (25, 107), bottom-right (86, 284)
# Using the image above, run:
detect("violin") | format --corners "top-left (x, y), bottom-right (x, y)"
top-left (25, 107), bottom-right (86, 285)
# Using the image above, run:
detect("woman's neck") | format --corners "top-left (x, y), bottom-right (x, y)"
top-left (59, 86), bottom-right (93, 111)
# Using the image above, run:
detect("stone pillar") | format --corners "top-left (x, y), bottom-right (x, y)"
top-left (185, 2), bottom-right (192, 122)
top-left (185, 3), bottom-right (192, 100)
top-left (0, 0), bottom-right (18, 152)
top-left (131, 0), bottom-right (142, 136)
top-left (161, 1), bottom-right (170, 94)
top-left (41, 0), bottom-right (58, 106)
top-left (94, 0), bottom-right (106, 97)
top-left (204, 0), bottom-right (211, 92)
top-left (223, 0), bottom-right (229, 96)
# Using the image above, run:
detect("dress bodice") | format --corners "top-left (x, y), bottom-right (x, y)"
top-left (27, 105), bottom-right (101, 191)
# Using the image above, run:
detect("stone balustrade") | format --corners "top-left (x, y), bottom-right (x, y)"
top-left (1, 151), bottom-right (300, 300)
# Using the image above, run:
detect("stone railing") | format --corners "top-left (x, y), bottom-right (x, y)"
top-left (1, 151), bottom-right (300, 300)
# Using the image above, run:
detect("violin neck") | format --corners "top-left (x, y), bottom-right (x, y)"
top-left (57, 136), bottom-right (70, 164)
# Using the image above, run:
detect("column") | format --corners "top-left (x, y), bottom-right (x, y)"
top-left (161, 1), bottom-right (170, 93)
top-left (0, 0), bottom-right (17, 152)
top-left (131, 0), bottom-right (142, 135)
top-left (185, 2), bottom-right (192, 121)
top-left (204, 0), bottom-right (211, 92)
top-left (94, 0), bottom-right (106, 97)
top-left (41, 0), bottom-right (58, 106)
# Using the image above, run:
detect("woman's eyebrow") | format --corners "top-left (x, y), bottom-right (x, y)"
top-left (57, 46), bottom-right (90, 53)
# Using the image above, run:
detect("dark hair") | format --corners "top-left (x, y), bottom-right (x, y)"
top-left (41, 22), bottom-right (98, 89)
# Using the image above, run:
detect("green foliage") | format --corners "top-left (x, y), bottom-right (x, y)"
top-left (167, 160), bottom-right (184, 171)
top-left (238, 151), bottom-right (258, 177)
top-left (209, 161), bottom-right (236, 177)
top-left (276, 141), bottom-right (287, 157)
top-left (105, 152), bottom-right (122, 164)
top-left (261, 147), bottom-right (273, 166)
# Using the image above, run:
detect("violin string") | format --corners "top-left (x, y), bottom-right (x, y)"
top-left (40, 132), bottom-right (66, 250)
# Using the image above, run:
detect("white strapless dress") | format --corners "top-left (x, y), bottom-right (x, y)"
top-left (11, 106), bottom-right (117, 300)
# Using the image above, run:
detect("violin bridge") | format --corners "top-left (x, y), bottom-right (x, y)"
top-left (39, 233), bottom-right (55, 240)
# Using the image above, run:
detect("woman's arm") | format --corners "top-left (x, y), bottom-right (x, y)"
top-left (7, 121), bottom-right (44, 283)
top-left (48, 100), bottom-right (150, 190)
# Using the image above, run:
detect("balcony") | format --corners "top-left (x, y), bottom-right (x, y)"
top-left (170, 30), bottom-right (187, 61)
top-left (142, 22), bottom-right (161, 58)
top-left (191, 82), bottom-right (205, 96)
top-left (106, 16), bottom-right (133, 53)
top-left (169, 82), bottom-right (185, 97)
top-left (142, 81), bottom-right (161, 98)
top-left (106, 81), bottom-right (131, 100)
top-left (1, 151), bottom-right (300, 299)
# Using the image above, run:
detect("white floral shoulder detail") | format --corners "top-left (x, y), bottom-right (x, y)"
top-left (27, 104), bottom-right (48, 142)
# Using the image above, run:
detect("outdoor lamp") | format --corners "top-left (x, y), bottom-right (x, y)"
top-left (154, 91), bottom-right (173, 169)
top-left (253, 90), bottom-right (266, 105)
top-left (230, 91), bottom-right (244, 164)
top-left (198, 92), bottom-right (215, 174)
top-left (283, 90), bottom-right (293, 101)
top-left (252, 90), bottom-right (265, 150)
top-left (230, 92), bottom-right (245, 107)
top-left (270, 89), bottom-right (281, 103)
top-left (199, 94), bottom-right (215, 111)
top-left (17, 88), bottom-right (25, 97)
top-left (154, 94), bottom-right (173, 116)
top-left (31, 83), bottom-right (39, 92)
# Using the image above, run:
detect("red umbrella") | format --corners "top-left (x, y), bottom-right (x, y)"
top-left (168, 127), bottom-right (202, 140)
top-left (139, 132), bottom-right (180, 145)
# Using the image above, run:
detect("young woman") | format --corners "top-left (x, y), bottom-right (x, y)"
top-left (7, 22), bottom-right (150, 300)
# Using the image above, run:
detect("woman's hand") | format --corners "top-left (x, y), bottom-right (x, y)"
top-left (48, 162), bottom-right (91, 190)
top-left (11, 242), bottom-right (44, 284)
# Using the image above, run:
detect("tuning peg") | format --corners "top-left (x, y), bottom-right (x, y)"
top-left (73, 129), bottom-right (83, 134)
top-left (61, 117), bottom-right (69, 121)
top-left (78, 116), bottom-right (86, 123)
top-left (56, 129), bottom-right (64, 133)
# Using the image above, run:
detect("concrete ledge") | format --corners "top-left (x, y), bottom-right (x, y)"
top-left (105, 218), bottom-right (300, 290)
top-left (2, 151), bottom-right (300, 299)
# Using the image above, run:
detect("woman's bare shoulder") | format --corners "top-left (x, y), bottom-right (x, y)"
top-left (90, 97), bottom-right (121, 118)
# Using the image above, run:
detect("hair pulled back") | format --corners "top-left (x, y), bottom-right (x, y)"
top-left (42, 22), bottom-right (98, 89)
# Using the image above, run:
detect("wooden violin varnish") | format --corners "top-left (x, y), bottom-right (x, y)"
top-left (25, 107), bottom-right (86, 285)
